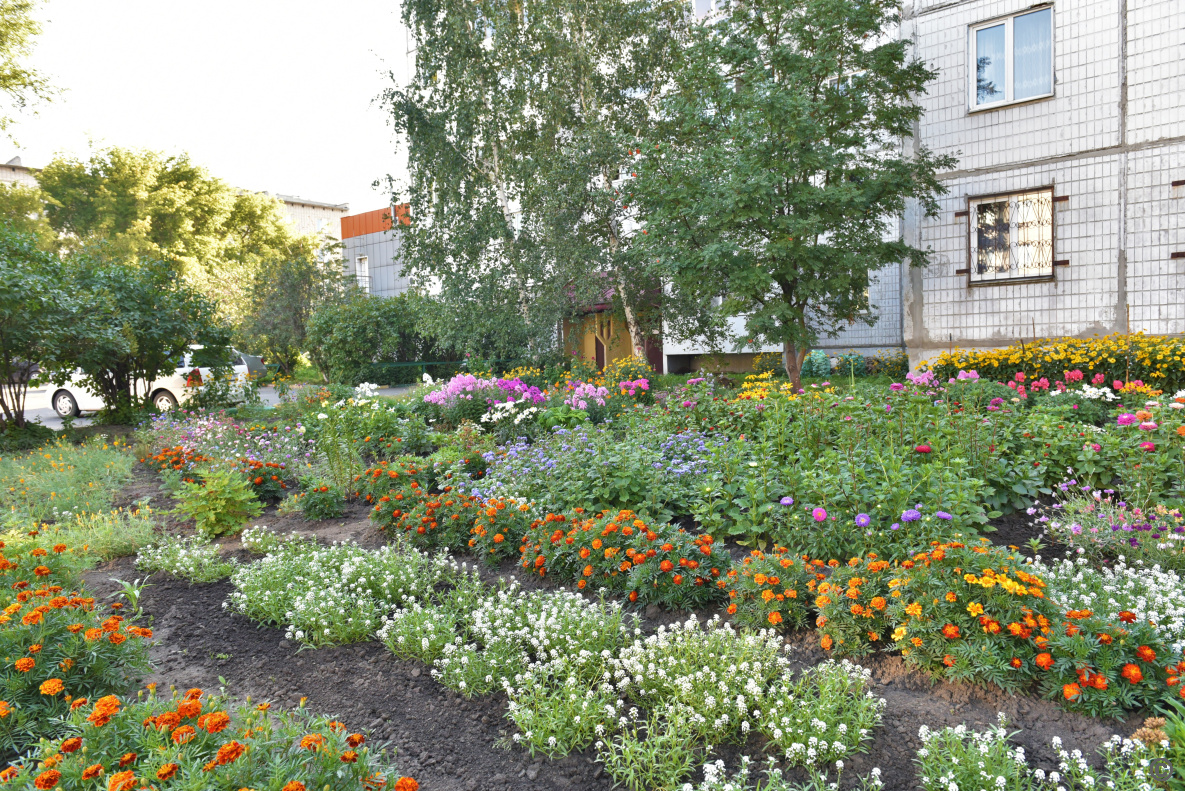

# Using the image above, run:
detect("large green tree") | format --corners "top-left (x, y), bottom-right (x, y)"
top-left (36, 147), bottom-right (314, 326)
top-left (385, 0), bottom-right (688, 359)
top-left (0, 225), bottom-right (65, 428)
top-left (51, 254), bottom-right (229, 416)
top-left (239, 239), bottom-right (345, 375)
top-left (0, 0), bottom-right (51, 135)
top-left (632, 0), bottom-right (955, 385)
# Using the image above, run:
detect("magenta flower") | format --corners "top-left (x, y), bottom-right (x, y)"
top-left (914, 444), bottom-right (932, 454)
top-left (1140, 441), bottom-right (1156, 452)
top-left (812, 507), bottom-right (827, 522)
top-left (1138, 421), bottom-right (1158, 431)
top-left (889, 383), bottom-right (904, 392)
top-left (1117, 413), bottom-right (1139, 426)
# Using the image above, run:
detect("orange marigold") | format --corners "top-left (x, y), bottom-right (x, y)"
top-left (14, 658), bottom-right (34, 672)
top-left (177, 699), bottom-right (201, 718)
top-left (341, 750), bottom-right (359, 763)
top-left (394, 779), bottom-right (420, 791)
top-left (171, 725), bottom-right (196, 745)
top-left (300, 733), bottom-right (326, 751)
top-left (108, 770), bottom-right (136, 790)
top-left (281, 783), bottom-right (307, 791)
top-left (81, 765), bottom-right (103, 780)
top-left (61, 737), bottom-right (82, 753)
top-left (156, 764), bottom-right (179, 781)
top-left (347, 733), bottom-right (366, 748)
top-left (33, 769), bottom-right (61, 789)
top-left (38, 678), bottom-right (64, 696)
top-left (202, 711), bottom-right (231, 734)
top-left (216, 741), bottom-right (246, 765)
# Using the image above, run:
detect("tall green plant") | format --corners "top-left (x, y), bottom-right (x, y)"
top-left (173, 468), bottom-right (263, 538)
top-left (633, 0), bottom-right (956, 387)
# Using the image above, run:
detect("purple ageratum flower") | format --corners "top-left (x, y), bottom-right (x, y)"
top-left (901, 509), bottom-right (922, 522)
top-left (812, 507), bottom-right (828, 522)
top-left (936, 511), bottom-right (953, 520)
top-left (854, 513), bottom-right (871, 527)
top-left (780, 496), bottom-right (795, 506)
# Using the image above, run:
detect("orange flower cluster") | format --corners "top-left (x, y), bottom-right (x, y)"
top-left (141, 446), bottom-right (208, 475)
top-left (721, 546), bottom-right (815, 630)
top-left (520, 509), bottom-right (728, 609)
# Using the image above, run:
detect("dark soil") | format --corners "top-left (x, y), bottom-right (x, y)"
top-left (88, 463), bottom-right (1142, 791)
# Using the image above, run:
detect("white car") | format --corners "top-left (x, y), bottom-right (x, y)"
top-left (50, 348), bottom-right (252, 417)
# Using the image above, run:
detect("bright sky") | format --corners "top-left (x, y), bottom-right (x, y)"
top-left (6, 0), bottom-right (415, 215)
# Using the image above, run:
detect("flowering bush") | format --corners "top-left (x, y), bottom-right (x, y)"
top-left (817, 541), bottom-right (1185, 717)
top-left (292, 478), bottom-right (345, 520)
top-left (1037, 487), bottom-right (1185, 568)
top-left (0, 688), bottom-right (414, 791)
top-left (226, 540), bottom-right (451, 646)
top-left (370, 483), bottom-right (483, 549)
top-left (0, 542), bottom-right (151, 754)
top-left (138, 411), bottom-right (316, 469)
top-left (465, 495), bottom-right (534, 563)
top-left (924, 332), bottom-right (1185, 393)
top-left (466, 423), bottom-right (718, 522)
top-left (353, 457), bottom-right (435, 504)
top-left (136, 536), bottom-right (238, 583)
top-left (520, 509), bottom-right (730, 609)
top-left (721, 547), bottom-right (814, 630)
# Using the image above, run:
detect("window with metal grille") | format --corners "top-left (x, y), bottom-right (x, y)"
top-left (967, 188), bottom-right (1054, 283)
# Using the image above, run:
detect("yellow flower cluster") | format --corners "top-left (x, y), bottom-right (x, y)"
top-left (923, 333), bottom-right (1185, 390)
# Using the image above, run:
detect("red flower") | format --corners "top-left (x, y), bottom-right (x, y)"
top-left (914, 444), bottom-right (932, 454)
top-left (1118, 610), bottom-right (1137, 623)
top-left (1121, 664), bottom-right (1143, 684)
top-left (1136, 645), bottom-right (1157, 662)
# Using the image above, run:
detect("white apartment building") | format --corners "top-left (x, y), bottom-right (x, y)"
top-left (666, 0), bottom-right (1184, 373)
top-left (902, 0), bottom-right (1183, 366)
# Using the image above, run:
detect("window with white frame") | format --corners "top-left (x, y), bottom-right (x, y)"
top-left (970, 7), bottom-right (1053, 109)
top-left (355, 255), bottom-right (371, 292)
top-left (968, 188), bottom-right (1054, 283)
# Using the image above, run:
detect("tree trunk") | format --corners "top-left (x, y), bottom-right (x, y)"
top-left (783, 340), bottom-right (807, 390)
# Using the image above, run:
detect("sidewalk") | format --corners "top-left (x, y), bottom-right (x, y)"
top-left (22, 384), bottom-right (416, 432)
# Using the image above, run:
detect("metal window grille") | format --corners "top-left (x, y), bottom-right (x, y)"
top-left (968, 188), bottom-right (1053, 283)
top-left (355, 255), bottom-right (371, 293)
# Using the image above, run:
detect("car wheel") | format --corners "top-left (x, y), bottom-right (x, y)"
top-left (52, 390), bottom-right (80, 418)
top-left (152, 390), bottom-right (178, 412)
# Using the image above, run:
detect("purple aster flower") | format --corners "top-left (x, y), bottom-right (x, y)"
top-left (890, 523), bottom-right (901, 531)
top-left (855, 513), bottom-right (871, 527)
top-left (780, 496), bottom-right (794, 506)
top-left (936, 511), bottom-right (953, 520)
top-left (901, 509), bottom-right (921, 522)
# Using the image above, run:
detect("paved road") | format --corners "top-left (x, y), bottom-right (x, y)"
top-left (23, 384), bottom-right (414, 432)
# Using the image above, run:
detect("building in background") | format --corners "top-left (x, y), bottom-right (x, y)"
top-left (901, 0), bottom-right (1183, 367)
top-left (340, 205), bottom-right (412, 296)
top-left (0, 156), bottom-right (36, 187)
top-left (275, 194), bottom-right (348, 239)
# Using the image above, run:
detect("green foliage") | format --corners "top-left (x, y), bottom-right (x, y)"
top-left (295, 479), bottom-right (345, 521)
top-left (866, 348), bottom-right (910, 380)
top-left (387, 0), bottom-right (689, 360)
top-left (172, 467), bottom-right (263, 538)
top-left (835, 352), bottom-right (867, 379)
top-left (0, 421), bottom-right (53, 451)
top-left (633, 0), bottom-right (955, 385)
top-left (35, 146), bottom-right (318, 326)
top-left (0, 1), bottom-right (52, 135)
top-left (4, 507), bottom-right (158, 563)
top-left (799, 350), bottom-right (832, 378)
top-left (753, 352), bottom-right (785, 377)
top-left (240, 244), bottom-right (345, 375)
top-left (0, 540), bottom-right (152, 755)
top-left (48, 254), bottom-right (230, 415)
top-left (0, 438), bottom-right (134, 521)
top-left (536, 405), bottom-right (588, 432)
top-left (305, 291), bottom-right (453, 386)
top-left (0, 226), bottom-right (68, 429)
top-left (721, 546), bottom-right (813, 631)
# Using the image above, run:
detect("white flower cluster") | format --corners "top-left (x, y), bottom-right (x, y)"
top-left (916, 714), bottom-right (1029, 791)
top-left (240, 524), bottom-right (307, 555)
top-left (226, 540), bottom-right (452, 646)
top-left (607, 616), bottom-right (790, 743)
top-left (479, 399), bottom-right (539, 427)
top-left (684, 757), bottom-right (883, 791)
top-left (135, 535), bottom-right (237, 583)
top-left (354, 382), bottom-right (380, 400)
top-left (759, 660), bottom-right (885, 767)
top-left (1036, 555), bottom-right (1185, 653)
top-left (1048, 385), bottom-right (1119, 401)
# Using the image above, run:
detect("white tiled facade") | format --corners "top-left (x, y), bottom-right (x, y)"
top-left (343, 230), bottom-right (411, 297)
top-left (277, 196), bottom-right (348, 240)
top-left (901, 0), bottom-right (1185, 365)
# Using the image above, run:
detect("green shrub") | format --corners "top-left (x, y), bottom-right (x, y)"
top-left (800, 349), bottom-right (831, 378)
top-left (866, 348), bottom-right (909, 379)
top-left (0, 422), bottom-right (54, 452)
top-left (295, 479), bottom-right (345, 521)
top-left (0, 540), bottom-right (152, 755)
top-left (306, 291), bottom-right (454, 386)
top-left (835, 351), bottom-right (867, 378)
top-left (752, 352), bottom-right (785, 377)
top-left (172, 468), bottom-right (263, 538)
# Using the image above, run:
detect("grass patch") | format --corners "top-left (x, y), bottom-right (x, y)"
top-left (0, 438), bottom-right (134, 521)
